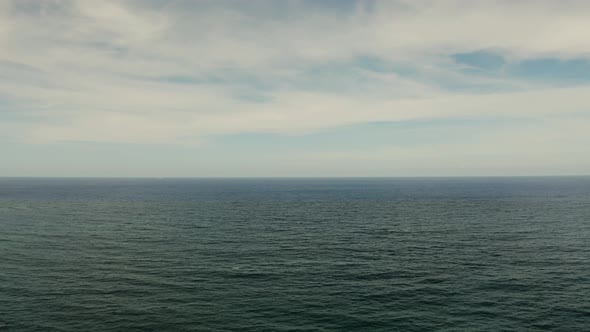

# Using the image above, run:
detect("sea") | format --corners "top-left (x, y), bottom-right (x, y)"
top-left (0, 177), bottom-right (589, 331)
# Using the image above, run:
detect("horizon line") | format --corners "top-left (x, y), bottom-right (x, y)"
top-left (1, 175), bottom-right (589, 179)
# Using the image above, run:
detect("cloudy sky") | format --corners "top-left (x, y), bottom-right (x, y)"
top-left (1, 0), bottom-right (589, 177)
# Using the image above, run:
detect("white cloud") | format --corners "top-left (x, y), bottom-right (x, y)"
top-left (0, 0), bottom-right (590, 147)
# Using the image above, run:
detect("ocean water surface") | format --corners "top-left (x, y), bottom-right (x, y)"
top-left (0, 177), bottom-right (589, 331)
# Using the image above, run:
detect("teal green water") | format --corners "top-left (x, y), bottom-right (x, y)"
top-left (1, 177), bottom-right (589, 331)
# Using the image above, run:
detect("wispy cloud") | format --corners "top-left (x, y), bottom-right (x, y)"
top-left (1, 0), bottom-right (589, 175)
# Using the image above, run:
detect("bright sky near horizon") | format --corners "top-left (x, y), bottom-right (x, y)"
top-left (1, 0), bottom-right (589, 177)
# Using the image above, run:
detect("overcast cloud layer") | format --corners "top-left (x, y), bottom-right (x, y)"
top-left (1, 0), bottom-right (589, 176)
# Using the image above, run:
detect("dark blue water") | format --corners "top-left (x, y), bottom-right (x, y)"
top-left (1, 177), bottom-right (589, 331)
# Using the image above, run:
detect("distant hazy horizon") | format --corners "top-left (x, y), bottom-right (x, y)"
top-left (1, 175), bottom-right (590, 179)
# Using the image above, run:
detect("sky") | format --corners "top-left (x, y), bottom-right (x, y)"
top-left (1, 0), bottom-right (589, 177)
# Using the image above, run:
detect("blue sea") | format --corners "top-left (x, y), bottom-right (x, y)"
top-left (1, 177), bottom-right (589, 331)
